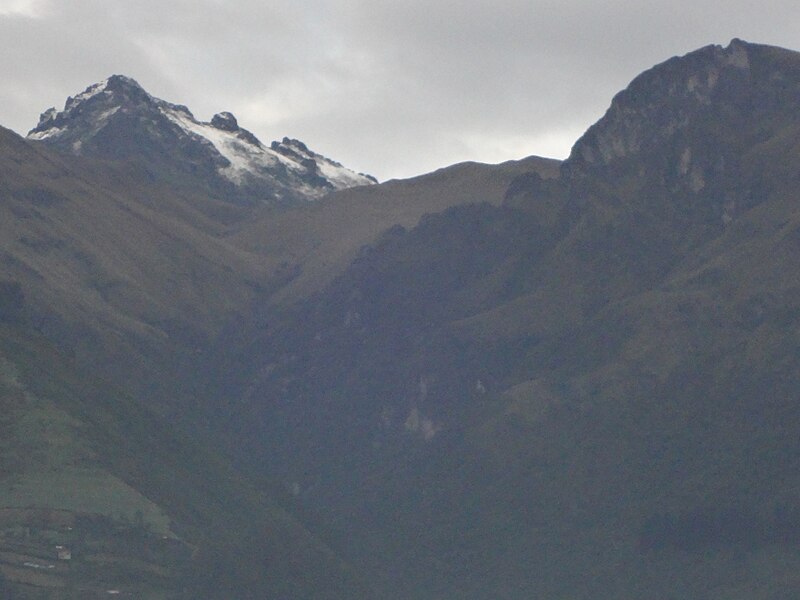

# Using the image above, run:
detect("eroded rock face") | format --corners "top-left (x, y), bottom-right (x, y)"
top-left (565, 39), bottom-right (800, 180)
top-left (551, 39), bottom-right (800, 229)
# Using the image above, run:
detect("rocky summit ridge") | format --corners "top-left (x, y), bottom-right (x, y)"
top-left (27, 74), bottom-right (376, 203)
top-left (565, 39), bottom-right (800, 180)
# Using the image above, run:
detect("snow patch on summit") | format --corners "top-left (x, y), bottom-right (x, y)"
top-left (27, 126), bottom-right (63, 141)
top-left (162, 109), bottom-right (375, 194)
top-left (273, 138), bottom-right (377, 189)
top-left (67, 79), bottom-right (110, 109)
top-left (162, 107), bottom-right (286, 182)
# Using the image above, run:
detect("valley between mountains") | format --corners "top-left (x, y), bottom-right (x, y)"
top-left (3, 38), bottom-right (800, 599)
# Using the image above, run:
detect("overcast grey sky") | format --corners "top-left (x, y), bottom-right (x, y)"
top-left (1, 0), bottom-right (799, 180)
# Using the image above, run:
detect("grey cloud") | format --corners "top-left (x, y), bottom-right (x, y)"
top-left (1, 1), bottom-right (799, 180)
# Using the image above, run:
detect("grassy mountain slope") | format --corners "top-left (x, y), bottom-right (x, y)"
top-left (3, 124), bottom-right (555, 406)
top-left (0, 321), bottom-right (370, 599)
top-left (0, 125), bottom-right (275, 404)
top-left (232, 156), bottom-right (559, 305)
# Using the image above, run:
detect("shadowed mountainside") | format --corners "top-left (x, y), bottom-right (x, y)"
top-left (209, 39), bottom-right (800, 599)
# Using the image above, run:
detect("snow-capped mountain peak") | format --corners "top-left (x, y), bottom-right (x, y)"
top-left (27, 75), bottom-right (376, 203)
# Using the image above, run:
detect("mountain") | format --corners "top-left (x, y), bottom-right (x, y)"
top-left (0, 100), bottom-right (553, 596)
top-left (7, 37), bottom-right (800, 599)
top-left (0, 123), bottom-right (376, 598)
top-left (27, 75), bottom-right (375, 204)
top-left (208, 39), bottom-right (800, 599)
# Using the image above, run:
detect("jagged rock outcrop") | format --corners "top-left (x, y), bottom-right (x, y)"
top-left (564, 39), bottom-right (800, 195)
top-left (504, 39), bottom-right (800, 233)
